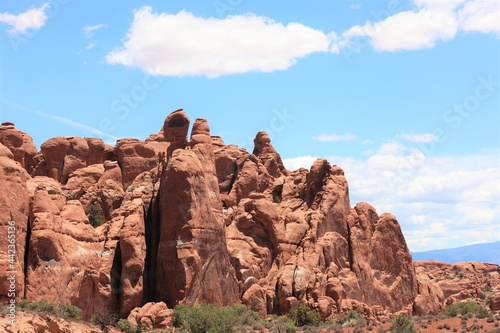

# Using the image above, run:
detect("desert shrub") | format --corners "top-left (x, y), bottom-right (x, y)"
top-left (485, 286), bottom-right (493, 293)
top-left (445, 301), bottom-right (487, 317)
top-left (86, 204), bottom-right (103, 228)
top-left (272, 316), bottom-right (297, 333)
top-left (389, 314), bottom-right (416, 333)
top-left (378, 327), bottom-right (387, 333)
top-left (116, 319), bottom-right (142, 333)
top-left (301, 325), bottom-right (320, 333)
top-left (289, 304), bottom-right (321, 327)
top-left (173, 303), bottom-right (266, 333)
top-left (335, 310), bottom-right (366, 327)
top-left (61, 304), bottom-right (81, 320)
top-left (19, 299), bottom-right (57, 316)
top-left (91, 309), bottom-right (119, 333)
top-left (16, 300), bottom-right (81, 321)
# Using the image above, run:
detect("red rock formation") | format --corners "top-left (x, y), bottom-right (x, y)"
top-left (0, 142), bottom-right (30, 302)
top-left (155, 117), bottom-right (240, 307)
top-left (163, 109), bottom-right (189, 158)
top-left (0, 122), bottom-right (38, 173)
top-left (0, 109), bottom-right (467, 324)
top-left (127, 302), bottom-right (173, 329)
top-left (113, 138), bottom-right (157, 189)
top-left (415, 260), bottom-right (499, 311)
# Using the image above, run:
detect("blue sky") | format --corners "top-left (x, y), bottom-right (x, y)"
top-left (0, 0), bottom-right (499, 252)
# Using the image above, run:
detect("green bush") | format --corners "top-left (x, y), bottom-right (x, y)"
top-left (61, 304), bottom-right (81, 320)
top-left (17, 300), bottom-right (82, 320)
top-left (389, 314), bottom-right (416, 333)
top-left (173, 303), bottom-right (267, 333)
top-left (272, 316), bottom-right (297, 333)
top-left (445, 301), bottom-right (488, 317)
top-left (86, 204), bottom-right (104, 228)
top-left (116, 319), bottom-right (142, 333)
top-left (289, 305), bottom-right (321, 327)
top-left (18, 299), bottom-right (57, 316)
top-left (335, 310), bottom-right (366, 327)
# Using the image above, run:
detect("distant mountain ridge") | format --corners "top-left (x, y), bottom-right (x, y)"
top-left (412, 241), bottom-right (500, 264)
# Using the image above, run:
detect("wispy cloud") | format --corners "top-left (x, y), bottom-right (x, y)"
top-left (0, 3), bottom-right (50, 35)
top-left (83, 23), bottom-right (106, 38)
top-left (3, 100), bottom-right (119, 143)
top-left (397, 132), bottom-right (439, 143)
top-left (85, 42), bottom-right (96, 50)
top-left (313, 133), bottom-right (357, 142)
top-left (34, 110), bottom-right (119, 143)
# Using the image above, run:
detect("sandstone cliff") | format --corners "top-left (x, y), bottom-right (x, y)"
top-left (0, 112), bottom-right (467, 323)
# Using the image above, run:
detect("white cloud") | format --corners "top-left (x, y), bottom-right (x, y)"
top-left (313, 133), bottom-right (357, 142)
top-left (85, 42), bottom-right (95, 50)
top-left (397, 132), bottom-right (439, 143)
top-left (283, 144), bottom-right (500, 252)
top-left (337, 0), bottom-right (499, 54)
top-left (282, 155), bottom-right (318, 171)
top-left (83, 23), bottom-right (106, 38)
top-left (343, 9), bottom-right (458, 51)
top-left (0, 3), bottom-right (50, 35)
top-left (458, 0), bottom-right (500, 36)
top-left (105, 8), bottom-right (330, 78)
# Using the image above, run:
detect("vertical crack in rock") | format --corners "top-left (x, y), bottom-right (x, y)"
top-left (143, 191), bottom-right (161, 304)
top-left (111, 241), bottom-right (123, 313)
top-left (23, 215), bottom-right (31, 299)
top-left (346, 220), bottom-right (354, 271)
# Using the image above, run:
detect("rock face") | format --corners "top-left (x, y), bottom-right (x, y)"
top-left (0, 122), bottom-right (38, 173)
top-left (415, 261), bottom-right (499, 311)
top-left (0, 109), bottom-right (472, 323)
top-left (155, 118), bottom-right (240, 307)
top-left (0, 142), bottom-right (30, 302)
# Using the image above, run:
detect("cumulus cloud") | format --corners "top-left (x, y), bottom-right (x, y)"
top-left (343, 9), bottom-right (458, 51)
top-left (83, 23), bottom-right (106, 38)
top-left (0, 3), bottom-right (50, 35)
top-left (458, 0), bottom-right (500, 36)
top-left (313, 133), bottom-right (357, 142)
top-left (283, 143), bottom-right (500, 252)
top-left (105, 8), bottom-right (330, 77)
top-left (338, 0), bottom-right (500, 53)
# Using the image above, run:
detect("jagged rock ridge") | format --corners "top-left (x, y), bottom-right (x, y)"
top-left (0, 110), bottom-right (464, 323)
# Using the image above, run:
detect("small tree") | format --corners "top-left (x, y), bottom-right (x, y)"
top-left (289, 305), bottom-right (321, 327)
top-left (86, 204), bottom-right (103, 228)
top-left (91, 309), bottom-right (118, 333)
top-left (389, 314), bottom-right (416, 333)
